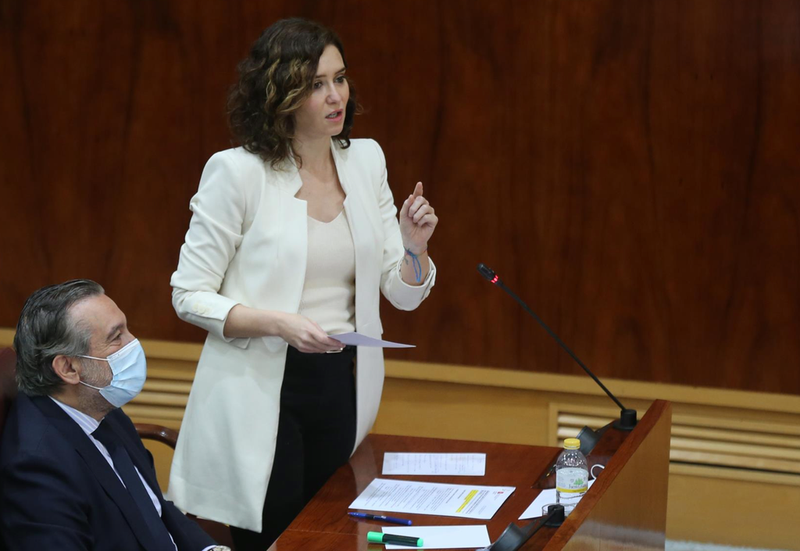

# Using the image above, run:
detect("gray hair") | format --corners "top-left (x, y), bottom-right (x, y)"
top-left (13, 279), bottom-right (105, 396)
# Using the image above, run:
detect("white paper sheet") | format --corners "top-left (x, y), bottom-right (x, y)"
top-left (349, 478), bottom-right (514, 520)
top-left (382, 525), bottom-right (491, 550)
top-left (383, 453), bottom-right (486, 476)
top-left (519, 479), bottom-right (596, 519)
top-left (331, 332), bottom-right (415, 348)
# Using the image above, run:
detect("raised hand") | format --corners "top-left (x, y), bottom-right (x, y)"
top-left (399, 182), bottom-right (438, 254)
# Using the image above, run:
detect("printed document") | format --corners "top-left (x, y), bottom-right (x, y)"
top-left (519, 479), bottom-right (596, 519)
top-left (382, 453), bottom-right (486, 476)
top-left (349, 478), bottom-right (515, 520)
top-left (382, 525), bottom-right (491, 550)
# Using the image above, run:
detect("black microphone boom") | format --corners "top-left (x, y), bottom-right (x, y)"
top-left (477, 263), bottom-right (637, 431)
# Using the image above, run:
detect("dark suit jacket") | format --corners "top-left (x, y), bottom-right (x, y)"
top-left (0, 393), bottom-right (216, 551)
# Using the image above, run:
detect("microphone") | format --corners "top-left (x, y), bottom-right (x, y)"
top-left (481, 504), bottom-right (565, 551)
top-left (477, 263), bottom-right (637, 434)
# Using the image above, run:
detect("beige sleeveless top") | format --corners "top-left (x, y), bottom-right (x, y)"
top-left (298, 209), bottom-right (356, 334)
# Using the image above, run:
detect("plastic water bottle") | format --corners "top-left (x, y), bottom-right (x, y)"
top-left (555, 437), bottom-right (588, 515)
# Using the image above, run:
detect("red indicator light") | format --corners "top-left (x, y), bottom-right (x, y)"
top-left (491, 275), bottom-right (499, 284)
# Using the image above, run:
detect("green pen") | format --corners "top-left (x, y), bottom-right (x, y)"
top-left (367, 531), bottom-right (423, 547)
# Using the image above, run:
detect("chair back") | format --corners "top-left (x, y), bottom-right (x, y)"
top-left (0, 349), bottom-right (17, 550)
top-left (0, 348), bottom-right (17, 439)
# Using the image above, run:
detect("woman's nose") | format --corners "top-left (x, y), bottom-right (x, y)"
top-left (327, 86), bottom-right (342, 103)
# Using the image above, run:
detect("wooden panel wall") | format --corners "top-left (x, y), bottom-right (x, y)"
top-left (1, 1), bottom-right (799, 394)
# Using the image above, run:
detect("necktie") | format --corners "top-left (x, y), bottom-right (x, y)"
top-left (93, 420), bottom-right (175, 549)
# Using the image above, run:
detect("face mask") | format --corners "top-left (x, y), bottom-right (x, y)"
top-left (78, 339), bottom-right (147, 408)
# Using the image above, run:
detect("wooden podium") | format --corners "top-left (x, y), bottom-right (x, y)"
top-left (268, 400), bottom-right (671, 550)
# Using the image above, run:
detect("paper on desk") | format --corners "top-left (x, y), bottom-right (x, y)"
top-left (331, 332), bottom-right (414, 348)
top-left (519, 479), bottom-right (596, 519)
top-left (349, 478), bottom-right (514, 520)
top-left (382, 525), bottom-right (491, 550)
top-left (383, 453), bottom-right (486, 476)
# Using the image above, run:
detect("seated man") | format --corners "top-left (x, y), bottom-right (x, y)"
top-left (0, 279), bottom-right (228, 551)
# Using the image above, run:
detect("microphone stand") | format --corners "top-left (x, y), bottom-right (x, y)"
top-left (477, 263), bottom-right (636, 550)
top-left (477, 263), bottom-right (637, 432)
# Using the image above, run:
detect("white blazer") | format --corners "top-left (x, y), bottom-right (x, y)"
top-left (167, 139), bottom-right (436, 531)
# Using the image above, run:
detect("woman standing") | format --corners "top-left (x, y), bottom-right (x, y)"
top-left (167, 18), bottom-right (437, 550)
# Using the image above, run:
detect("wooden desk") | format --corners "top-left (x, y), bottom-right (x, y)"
top-left (269, 400), bottom-right (671, 551)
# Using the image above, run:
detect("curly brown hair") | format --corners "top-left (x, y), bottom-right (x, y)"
top-left (227, 18), bottom-right (358, 168)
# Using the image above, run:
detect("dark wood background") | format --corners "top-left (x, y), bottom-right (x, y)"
top-left (2, 1), bottom-right (798, 394)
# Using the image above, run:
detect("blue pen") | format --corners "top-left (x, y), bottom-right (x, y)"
top-left (348, 512), bottom-right (413, 526)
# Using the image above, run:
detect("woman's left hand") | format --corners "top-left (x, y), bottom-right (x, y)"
top-left (399, 182), bottom-right (438, 254)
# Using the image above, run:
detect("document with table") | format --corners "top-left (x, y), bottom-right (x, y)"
top-left (382, 452), bottom-right (487, 476)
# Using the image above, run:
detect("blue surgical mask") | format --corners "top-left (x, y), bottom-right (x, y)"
top-left (78, 339), bottom-right (147, 408)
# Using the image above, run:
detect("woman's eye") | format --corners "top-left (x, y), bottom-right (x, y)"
top-left (335, 76), bottom-right (346, 83)
top-left (313, 81), bottom-right (323, 89)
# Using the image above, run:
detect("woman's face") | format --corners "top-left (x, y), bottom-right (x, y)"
top-left (294, 44), bottom-right (350, 142)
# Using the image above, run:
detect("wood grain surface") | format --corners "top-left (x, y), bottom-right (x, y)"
top-left (1, 1), bottom-right (798, 393)
top-left (266, 400), bottom-right (671, 550)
